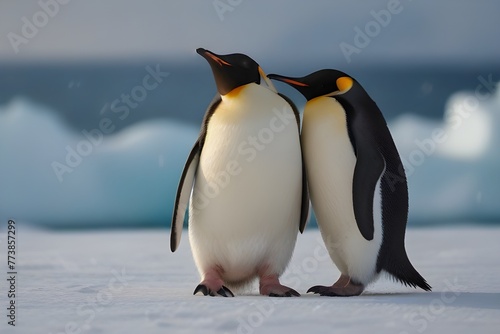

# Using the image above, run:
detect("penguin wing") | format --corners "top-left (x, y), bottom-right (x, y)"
top-left (170, 141), bottom-right (200, 252)
top-left (350, 118), bottom-right (386, 241)
top-left (299, 148), bottom-right (310, 233)
top-left (278, 93), bottom-right (310, 233)
top-left (170, 95), bottom-right (221, 252)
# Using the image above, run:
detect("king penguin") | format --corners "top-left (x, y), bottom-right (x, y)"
top-left (170, 49), bottom-right (309, 297)
top-left (268, 70), bottom-right (431, 296)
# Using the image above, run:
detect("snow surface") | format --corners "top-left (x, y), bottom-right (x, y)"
top-left (1, 226), bottom-right (499, 334)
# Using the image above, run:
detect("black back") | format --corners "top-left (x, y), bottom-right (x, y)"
top-left (337, 83), bottom-right (431, 291)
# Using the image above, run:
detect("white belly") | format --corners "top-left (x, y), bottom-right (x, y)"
top-left (302, 97), bottom-right (382, 285)
top-left (189, 84), bottom-right (302, 284)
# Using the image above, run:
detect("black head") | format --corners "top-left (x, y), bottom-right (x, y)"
top-left (197, 48), bottom-right (262, 96)
top-left (268, 69), bottom-right (354, 101)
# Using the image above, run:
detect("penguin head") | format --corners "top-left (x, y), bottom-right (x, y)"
top-left (268, 69), bottom-right (354, 101)
top-left (197, 48), bottom-right (269, 96)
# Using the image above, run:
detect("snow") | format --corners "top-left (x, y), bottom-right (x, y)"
top-left (0, 226), bottom-right (499, 334)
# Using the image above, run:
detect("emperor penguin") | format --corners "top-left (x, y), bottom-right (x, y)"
top-left (170, 49), bottom-right (309, 297)
top-left (268, 70), bottom-right (431, 296)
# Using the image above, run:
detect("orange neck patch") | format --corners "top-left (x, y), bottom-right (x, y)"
top-left (336, 76), bottom-right (353, 92)
top-left (223, 85), bottom-right (245, 99)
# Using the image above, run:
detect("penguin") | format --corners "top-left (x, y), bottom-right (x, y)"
top-left (170, 48), bottom-right (309, 297)
top-left (268, 70), bottom-right (431, 296)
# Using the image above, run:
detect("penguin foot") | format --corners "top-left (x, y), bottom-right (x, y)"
top-left (193, 284), bottom-right (234, 297)
top-left (307, 275), bottom-right (364, 297)
top-left (259, 274), bottom-right (300, 297)
top-left (194, 268), bottom-right (234, 297)
top-left (260, 283), bottom-right (300, 297)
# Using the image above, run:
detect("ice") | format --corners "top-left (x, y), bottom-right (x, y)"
top-left (0, 98), bottom-right (198, 227)
top-left (389, 83), bottom-right (500, 224)
top-left (1, 81), bottom-right (500, 227)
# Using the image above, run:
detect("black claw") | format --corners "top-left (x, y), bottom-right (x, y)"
top-left (217, 285), bottom-right (234, 297)
top-left (307, 285), bottom-right (321, 294)
top-left (268, 289), bottom-right (300, 297)
top-left (216, 288), bottom-right (227, 297)
top-left (321, 291), bottom-right (339, 297)
top-left (193, 284), bottom-right (209, 296)
top-left (307, 285), bottom-right (332, 295)
top-left (194, 284), bottom-right (234, 297)
top-left (307, 285), bottom-right (361, 297)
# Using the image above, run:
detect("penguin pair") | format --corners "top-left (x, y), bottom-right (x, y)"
top-left (171, 49), bottom-right (431, 297)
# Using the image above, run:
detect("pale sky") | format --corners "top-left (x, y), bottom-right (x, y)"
top-left (1, 0), bottom-right (499, 66)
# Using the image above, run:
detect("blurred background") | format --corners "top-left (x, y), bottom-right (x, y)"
top-left (1, 0), bottom-right (499, 228)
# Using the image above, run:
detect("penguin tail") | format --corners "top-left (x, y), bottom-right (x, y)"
top-left (383, 253), bottom-right (432, 291)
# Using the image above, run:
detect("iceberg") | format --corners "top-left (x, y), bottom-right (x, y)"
top-left (1, 80), bottom-right (499, 228)
top-left (390, 82), bottom-right (500, 224)
top-left (0, 98), bottom-right (198, 227)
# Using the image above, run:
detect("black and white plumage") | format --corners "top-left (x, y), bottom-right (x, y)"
top-left (171, 49), bottom-right (309, 297)
top-left (269, 70), bottom-right (431, 296)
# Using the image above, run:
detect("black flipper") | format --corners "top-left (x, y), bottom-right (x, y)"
top-left (278, 93), bottom-right (310, 233)
top-left (349, 114), bottom-right (385, 241)
top-left (170, 96), bottom-right (222, 252)
top-left (352, 144), bottom-right (385, 241)
top-left (299, 152), bottom-right (310, 233)
top-left (170, 142), bottom-right (200, 252)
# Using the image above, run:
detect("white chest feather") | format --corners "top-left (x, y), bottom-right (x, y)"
top-left (301, 97), bottom-right (382, 284)
top-left (188, 84), bottom-right (302, 282)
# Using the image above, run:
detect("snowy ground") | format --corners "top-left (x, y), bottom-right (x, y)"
top-left (1, 226), bottom-right (499, 334)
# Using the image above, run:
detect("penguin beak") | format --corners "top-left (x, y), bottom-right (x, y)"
top-left (267, 74), bottom-right (309, 87)
top-left (196, 48), bottom-right (232, 67)
top-left (268, 73), bottom-right (315, 100)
